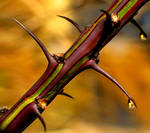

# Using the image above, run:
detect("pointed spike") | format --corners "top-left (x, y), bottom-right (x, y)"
top-left (131, 19), bottom-right (147, 40)
top-left (100, 10), bottom-right (110, 17)
top-left (100, 10), bottom-right (112, 23)
top-left (92, 63), bottom-right (131, 98)
top-left (32, 104), bottom-right (46, 132)
top-left (57, 15), bottom-right (83, 33)
top-left (100, 9), bottom-right (113, 30)
top-left (13, 18), bottom-right (54, 63)
top-left (86, 60), bottom-right (133, 101)
top-left (58, 92), bottom-right (74, 99)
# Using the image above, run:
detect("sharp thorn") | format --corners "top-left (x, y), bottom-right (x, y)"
top-left (100, 10), bottom-right (110, 16)
top-left (86, 60), bottom-right (133, 101)
top-left (100, 9), bottom-right (113, 30)
top-left (131, 19), bottom-right (147, 40)
top-left (13, 18), bottom-right (54, 63)
top-left (57, 15), bottom-right (83, 33)
top-left (100, 9), bottom-right (112, 23)
top-left (32, 104), bottom-right (47, 132)
top-left (58, 92), bottom-right (74, 99)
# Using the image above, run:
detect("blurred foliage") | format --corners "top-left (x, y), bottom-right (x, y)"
top-left (0, 0), bottom-right (150, 133)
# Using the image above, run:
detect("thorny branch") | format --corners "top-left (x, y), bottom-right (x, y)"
top-left (0, 0), bottom-right (149, 132)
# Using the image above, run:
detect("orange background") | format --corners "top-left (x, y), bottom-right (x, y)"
top-left (0, 0), bottom-right (150, 132)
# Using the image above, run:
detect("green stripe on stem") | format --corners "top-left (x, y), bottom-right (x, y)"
top-left (0, 64), bottom-right (64, 130)
top-left (118, 0), bottom-right (137, 19)
top-left (45, 56), bottom-right (89, 99)
top-left (64, 0), bottom-right (122, 59)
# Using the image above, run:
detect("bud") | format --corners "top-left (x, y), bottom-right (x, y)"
top-left (38, 99), bottom-right (47, 110)
top-left (128, 99), bottom-right (136, 110)
top-left (111, 13), bottom-right (120, 23)
top-left (140, 33), bottom-right (147, 41)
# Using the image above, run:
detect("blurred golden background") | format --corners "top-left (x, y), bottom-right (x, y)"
top-left (0, 0), bottom-right (150, 133)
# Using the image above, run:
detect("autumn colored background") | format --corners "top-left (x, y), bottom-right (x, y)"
top-left (0, 0), bottom-right (150, 133)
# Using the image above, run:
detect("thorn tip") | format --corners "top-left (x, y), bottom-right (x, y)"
top-left (32, 104), bottom-right (47, 131)
top-left (85, 60), bottom-right (136, 108)
top-left (13, 18), bottom-right (53, 63)
top-left (57, 15), bottom-right (83, 33)
top-left (58, 90), bottom-right (74, 99)
top-left (131, 19), bottom-right (147, 41)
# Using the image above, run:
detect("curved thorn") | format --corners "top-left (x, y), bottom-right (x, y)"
top-left (100, 9), bottom-right (113, 30)
top-left (131, 19), bottom-right (147, 40)
top-left (57, 15), bottom-right (83, 33)
top-left (86, 60), bottom-right (133, 100)
top-left (32, 104), bottom-right (46, 132)
top-left (13, 18), bottom-right (54, 63)
top-left (100, 10), bottom-right (112, 23)
top-left (100, 9), bottom-right (110, 17)
top-left (58, 92), bottom-right (74, 99)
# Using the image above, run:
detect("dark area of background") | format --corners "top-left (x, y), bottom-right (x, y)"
top-left (0, 0), bottom-right (150, 132)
